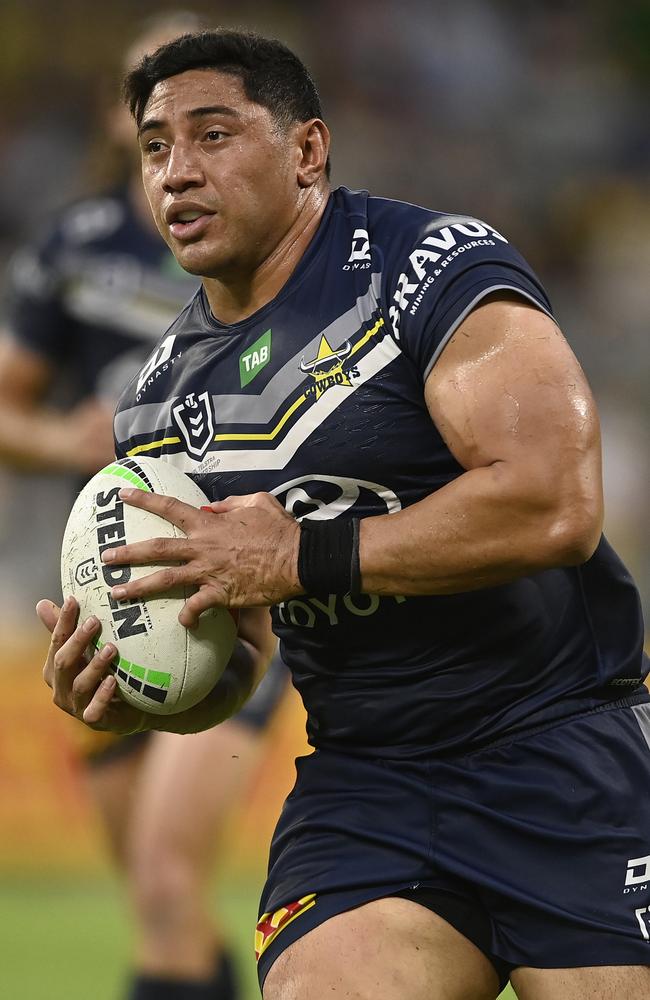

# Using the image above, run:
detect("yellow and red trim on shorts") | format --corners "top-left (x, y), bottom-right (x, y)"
top-left (255, 893), bottom-right (317, 962)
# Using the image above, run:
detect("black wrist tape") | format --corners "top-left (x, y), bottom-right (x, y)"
top-left (298, 518), bottom-right (361, 596)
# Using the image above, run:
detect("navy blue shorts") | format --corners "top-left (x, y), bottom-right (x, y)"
top-left (256, 697), bottom-right (650, 991)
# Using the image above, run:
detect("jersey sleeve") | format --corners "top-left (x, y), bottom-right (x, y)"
top-left (384, 216), bottom-right (554, 379)
top-left (3, 226), bottom-right (71, 364)
top-left (113, 430), bottom-right (127, 461)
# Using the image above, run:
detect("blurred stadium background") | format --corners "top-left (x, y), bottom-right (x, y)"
top-left (0, 2), bottom-right (648, 998)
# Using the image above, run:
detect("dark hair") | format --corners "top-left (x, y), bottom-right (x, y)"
top-left (123, 29), bottom-right (325, 130)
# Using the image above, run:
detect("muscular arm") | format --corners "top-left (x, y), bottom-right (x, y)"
top-left (360, 297), bottom-right (603, 594)
top-left (0, 334), bottom-right (114, 473)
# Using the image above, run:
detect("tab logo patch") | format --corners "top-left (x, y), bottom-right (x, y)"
top-left (240, 329), bottom-right (272, 388)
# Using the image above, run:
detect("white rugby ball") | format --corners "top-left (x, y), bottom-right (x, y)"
top-left (60, 456), bottom-right (236, 715)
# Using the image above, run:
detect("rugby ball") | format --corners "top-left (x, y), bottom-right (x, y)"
top-left (60, 457), bottom-right (237, 715)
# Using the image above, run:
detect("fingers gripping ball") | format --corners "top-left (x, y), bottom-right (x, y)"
top-left (60, 457), bottom-right (236, 714)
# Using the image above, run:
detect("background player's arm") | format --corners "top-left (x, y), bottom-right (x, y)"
top-left (360, 296), bottom-right (603, 594)
top-left (0, 333), bottom-right (114, 473)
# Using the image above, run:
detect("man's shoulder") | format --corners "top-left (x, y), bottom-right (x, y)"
top-left (367, 193), bottom-right (508, 257)
top-left (115, 290), bottom-right (203, 400)
top-left (334, 185), bottom-right (444, 238)
top-left (334, 186), bottom-right (495, 268)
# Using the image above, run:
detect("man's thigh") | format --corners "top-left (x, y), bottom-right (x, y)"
top-left (263, 896), bottom-right (501, 1000)
top-left (512, 963), bottom-right (650, 1000)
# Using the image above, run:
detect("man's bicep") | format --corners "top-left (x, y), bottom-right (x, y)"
top-left (424, 296), bottom-right (601, 477)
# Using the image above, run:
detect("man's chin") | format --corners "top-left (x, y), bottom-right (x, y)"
top-left (176, 257), bottom-right (208, 277)
top-left (173, 244), bottom-right (220, 277)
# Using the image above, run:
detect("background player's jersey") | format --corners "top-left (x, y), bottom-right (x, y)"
top-left (114, 186), bottom-right (648, 756)
top-left (4, 186), bottom-right (198, 403)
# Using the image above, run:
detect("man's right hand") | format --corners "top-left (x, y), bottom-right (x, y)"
top-left (37, 597), bottom-right (148, 734)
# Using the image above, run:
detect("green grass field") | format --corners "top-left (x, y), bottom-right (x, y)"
top-left (0, 876), bottom-right (517, 999)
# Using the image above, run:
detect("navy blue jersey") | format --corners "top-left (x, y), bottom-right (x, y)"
top-left (113, 187), bottom-right (648, 755)
top-left (4, 187), bottom-right (199, 403)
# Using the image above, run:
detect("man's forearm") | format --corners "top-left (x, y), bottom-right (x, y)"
top-left (359, 460), bottom-right (602, 597)
top-left (0, 403), bottom-right (68, 471)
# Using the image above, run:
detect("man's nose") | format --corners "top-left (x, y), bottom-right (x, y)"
top-left (162, 142), bottom-right (204, 192)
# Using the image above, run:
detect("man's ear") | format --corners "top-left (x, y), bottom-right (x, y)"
top-left (295, 118), bottom-right (330, 188)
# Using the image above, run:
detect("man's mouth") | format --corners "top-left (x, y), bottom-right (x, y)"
top-left (168, 210), bottom-right (213, 241)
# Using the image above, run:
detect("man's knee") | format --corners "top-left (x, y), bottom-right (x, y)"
top-left (127, 840), bottom-right (200, 928)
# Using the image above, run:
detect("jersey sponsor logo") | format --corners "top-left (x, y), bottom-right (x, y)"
top-left (255, 894), bottom-right (316, 962)
top-left (278, 591), bottom-right (406, 628)
top-left (388, 219), bottom-right (508, 335)
top-left (172, 391), bottom-right (215, 460)
top-left (271, 474), bottom-right (401, 520)
top-left (635, 907), bottom-right (650, 940)
top-left (94, 487), bottom-right (150, 640)
top-left (300, 334), bottom-right (359, 400)
top-left (240, 329), bottom-right (272, 388)
top-left (272, 475), bottom-right (404, 627)
top-left (124, 317), bottom-right (392, 470)
top-left (136, 334), bottom-right (179, 396)
top-left (343, 228), bottom-right (371, 270)
top-left (624, 855), bottom-right (650, 894)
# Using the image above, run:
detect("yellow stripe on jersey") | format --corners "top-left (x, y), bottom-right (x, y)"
top-left (126, 318), bottom-right (385, 458)
top-left (349, 316), bottom-right (384, 357)
top-left (127, 435), bottom-right (181, 457)
top-left (215, 390), bottom-right (309, 443)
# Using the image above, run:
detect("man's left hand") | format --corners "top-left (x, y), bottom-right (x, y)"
top-left (100, 488), bottom-right (302, 626)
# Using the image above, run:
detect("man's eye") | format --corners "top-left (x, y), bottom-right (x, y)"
top-left (146, 140), bottom-right (165, 154)
top-left (205, 130), bottom-right (225, 142)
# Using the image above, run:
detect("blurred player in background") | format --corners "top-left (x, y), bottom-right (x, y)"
top-left (0, 13), bottom-right (289, 1000)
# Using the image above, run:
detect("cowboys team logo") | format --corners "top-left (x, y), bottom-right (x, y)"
top-left (300, 335), bottom-right (359, 400)
top-left (172, 391), bottom-right (215, 459)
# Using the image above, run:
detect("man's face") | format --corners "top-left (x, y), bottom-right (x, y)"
top-left (138, 69), bottom-right (302, 278)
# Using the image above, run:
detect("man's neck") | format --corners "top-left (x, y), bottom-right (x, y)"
top-left (202, 184), bottom-right (330, 326)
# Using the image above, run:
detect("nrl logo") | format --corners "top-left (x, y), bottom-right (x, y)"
top-left (172, 391), bottom-right (215, 459)
top-left (300, 335), bottom-right (359, 400)
top-left (74, 557), bottom-right (98, 587)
